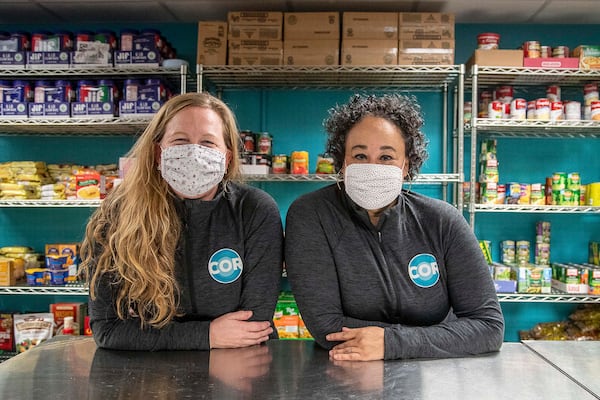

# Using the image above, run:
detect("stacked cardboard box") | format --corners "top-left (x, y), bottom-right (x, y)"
top-left (197, 21), bottom-right (228, 65)
top-left (283, 12), bottom-right (340, 66)
top-left (397, 12), bottom-right (455, 65)
top-left (227, 11), bottom-right (283, 65)
top-left (341, 12), bottom-right (398, 65)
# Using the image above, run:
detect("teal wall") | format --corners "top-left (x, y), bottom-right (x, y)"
top-left (1, 20), bottom-right (599, 342)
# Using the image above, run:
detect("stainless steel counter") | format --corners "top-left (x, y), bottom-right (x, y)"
top-left (0, 337), bottom-right (597, 400)
top-left (523, 340), bottom-right (600, 398)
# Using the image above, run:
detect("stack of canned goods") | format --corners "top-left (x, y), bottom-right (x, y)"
top-left (239, 131), bottom-right (273, 170)
top-left (522, 40), bottom-right (570, 59)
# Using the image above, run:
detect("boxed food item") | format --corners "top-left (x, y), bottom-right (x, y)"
top-left (0, 314), bottom-right (14, 352)
top-left (398, 12), bottom-right (455, 26)
top-left (75, 171), bottom-right (101, 200)
top-left (523, 57), bottom-right (579, 69)
top-left (50, 302), bottom-right (88, 335)
top-left (284, 12), bottom-right (340, 40)
top-left (398, 25), bottom-right (454, 40)
top-left (0, 259), bottom-right (16, 286)
top-left (228, 39), bottom-right (283, 66)
top-left (227, 11), bottom-right (283, 26)
top-left (398, 48), bottom-right (454, 65)
top-left (572, 45), bottom-right (600, 69)
top-left (341, 39), bottom-right (398, 65)
top-left (512, 263), bottom-right (552, 294)
top-left (399, 39), bottom-right (455, 50)
top-left (283, 39), bottom-right (340, 65)
top-left (467, 49), bottom-right (524, 68)
top-left (229, 24), bottom-right (282, 41)
top-left (197, 21), bottom-right (227, 65)
top-left (342, 12), bottom-right (398, 40)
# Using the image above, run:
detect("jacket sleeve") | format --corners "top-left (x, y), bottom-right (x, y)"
top-left (89, 269), bottom-right (212, 351)
top-left (284, 195), bottom-right (388, 349)
top-left (383, 208), bottom-right (505, 360)
top-left (239, 189), bottom-right (284, 335)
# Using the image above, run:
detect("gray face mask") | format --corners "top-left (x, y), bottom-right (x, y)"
top-left (344, 163), bottom-right (405, 210)
top-left (160, 144), bottom-right (226, 198)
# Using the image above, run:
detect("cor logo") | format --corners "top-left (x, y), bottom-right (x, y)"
top-left (408, 253), bottom-right (440, 288)
top-left (208, 248), bottom-right (243, 284)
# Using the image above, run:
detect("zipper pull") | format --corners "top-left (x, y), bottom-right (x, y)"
top-left (378, 231), bottom-right (382, 243)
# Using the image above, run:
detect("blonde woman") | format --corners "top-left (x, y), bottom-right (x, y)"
top-left (80, 92), bottom-right (283, 350)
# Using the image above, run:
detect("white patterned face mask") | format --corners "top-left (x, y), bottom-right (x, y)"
top-left (344, 163), bottom-right (405, 210)
top-left (160, 144), bottom-right (226, 198)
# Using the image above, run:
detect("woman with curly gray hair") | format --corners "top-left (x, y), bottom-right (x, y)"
top-left (285, 93), bottom-right (504, 361)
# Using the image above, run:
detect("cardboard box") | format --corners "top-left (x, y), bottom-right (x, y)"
top-left (50, 302), bottom-right (87, 335)
top-left (284, 39), bottom-right (339, 65)
top-left (513, 264), bottom-right (552, 294)
top-left (467, 49), bottom-right (524, 68)
top-left (398, 25), bottom-right (454, 40)
top-left (227, 11), bottom-right (283, 26)
top-left (523, 57), bottom-right (579, 69)
top-left (0, 259), bottom-right (15, 286)
top-left (228, 39), bottom-right (283, 65)
top-left (228, 25), bottom-right (282, 40)
top-left (228, 39), bottom-right (282, 52)
top-left (572, 45), bottom-right (600, 70)
top-left (398, 12), bottom-right (455, 25)
top-left (342, 12), bottom-right (398, 40)
top-left (398, 48), bottom-right (454, 65)
top-left (227, 52), bottom-right (282, 66)
top-left (0, 314), bottom-right (13, 351)
top-left (284, 12), bottom-right (340, 40)
top-left (197, 21), bottom-right (228, 65)
top-left (241, 164), bottom-right (270, 174)
top-left (399, 39), bottom-right (455, 50)
top-left (341, 39), bottom-right (397, 65)
top-left (494, 279), bottom-right (517, 293)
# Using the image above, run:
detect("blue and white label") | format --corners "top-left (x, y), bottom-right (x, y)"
top-left (408, 253), bottom-right (440, 288)
top-left (208, 248), bottom-right (243, 284)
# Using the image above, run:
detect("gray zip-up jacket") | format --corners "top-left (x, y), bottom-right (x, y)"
top-left (285, 184), bottom-right (504, 360)
top-left (89, 182), bottom-right (283, 350)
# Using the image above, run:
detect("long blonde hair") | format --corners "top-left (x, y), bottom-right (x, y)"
top-left (80, 92), bottom-right (241, 328)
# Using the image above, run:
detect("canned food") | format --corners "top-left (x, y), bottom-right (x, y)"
top-left (510, 98), bottom-right (526, 120)
top-left (523, 41), bottom-right (541, 58)
top-left (535, 98), bottom-right (550, 120)
top-left (516, 240), bottom-right (530, 264)
top-left (272, 154), bottom-right (287, 174)
top-left (591, 100), bottom-right (600, 121)
top-left (550, 101), bottom-right (563, 121)
top-left (552, 46), bottom-right (569, 58)
top-left (540, 46), bottom-right (551, 58)
top-left (463, 101), bottom-right (472, 124)
top-left (546, 85), bottom-right (561, 102)
top-left (494, 85), bottom-right (513, 103)
top-left (257, 132), bottom-right (272, 155)
top-left (584, 83), bottom-right (599, 106)
top-left (530, 183), bottom-right (545, 205)
top-left (564, 100), bottom-right (581, 120)
top-left (526, 100), bottom-right (536, 120)
top-left (477, 33), bottom-right (500, 50)
top-left (488, 100), bottom-right (503, 119)
top-left (500, 240), bottom-right (516, 264)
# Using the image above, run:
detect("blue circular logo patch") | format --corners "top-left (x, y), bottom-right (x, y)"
top-left (408, 253), bottom-right (440, 288)
top-left (208, 248), bottom-right (243, 284)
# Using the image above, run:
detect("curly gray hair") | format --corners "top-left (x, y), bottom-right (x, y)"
top-left (324, 93), bottom-right (428, 180)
